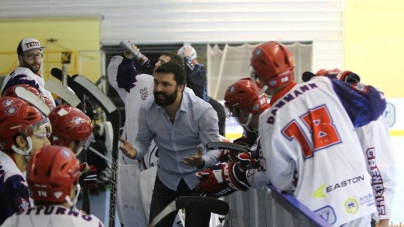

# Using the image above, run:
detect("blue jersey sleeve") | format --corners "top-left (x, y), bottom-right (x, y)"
top-left (0, 175), bottom-right (31, 225)
top-left (1, 74), bottom-right (40, 96)
top-left (331, 79), bottom-right (386, 128)
top-left (116, 57), bottom-right (141, 92)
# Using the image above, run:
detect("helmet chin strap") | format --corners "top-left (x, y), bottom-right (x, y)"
top-left (11, 136), bottom-right (33, 156)
top-left (65, 183), bottom-right (81, 208)
top-left (239, 113), bottom-right (257, 132)
top-left (258, 85), bottom-right (268, 96)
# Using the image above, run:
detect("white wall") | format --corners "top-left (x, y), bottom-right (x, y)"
top-left (0, 0), bottom-right (345, 71)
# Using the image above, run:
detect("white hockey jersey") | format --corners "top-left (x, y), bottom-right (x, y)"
top-left (1, 67), bottom-right (55, 106)
top-left (258, 77), bottom-right (386, 226)
top-left (0, 153), bottom-right (31, 226)
top-left (1, 205), bottom-right (104, 227)
top-left (356, 115), bottom-right (396, 220)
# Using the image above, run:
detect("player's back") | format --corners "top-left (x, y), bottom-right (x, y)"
top-left (1, 205), bottom-right (104, 227)
top-left (259, 77), bottom-right (384, 225)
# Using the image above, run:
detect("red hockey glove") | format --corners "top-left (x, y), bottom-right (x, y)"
top-left (219, 149), bottom-right (238, 163)
top-left (196, 162), bottom-right (250, 198)
top-left (79, 163), bottom-right (98, 189)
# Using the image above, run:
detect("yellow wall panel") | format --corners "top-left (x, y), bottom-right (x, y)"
top-left (0, 18), bottom-right (101, 82)
top-left (344, 1), bottom-right (404, 97)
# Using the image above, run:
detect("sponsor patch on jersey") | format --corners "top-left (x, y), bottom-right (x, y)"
top-left (312, 184), bottom-right (326, 198)
top-left (326, 175), bottom-right (365, 193)
top-left (140, 87), bottom-right (149, 100)
top-left (5, 106), bottom-right (17, 115)
top-left (344, 198), bottom-right (359, 214)
top-left (269, 80), bottom-right (277, 86)
top-left (359, 193), bottom-right (375, 206)
top-left (314, 205), bottom-right (336, 224)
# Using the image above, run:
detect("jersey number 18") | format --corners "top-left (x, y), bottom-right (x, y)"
top-left (282, 105), bottom-right (341, 159)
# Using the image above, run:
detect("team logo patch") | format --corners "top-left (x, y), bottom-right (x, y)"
top-left (255, 49), bottom-right (262, 57)
top-left (252, 104), bottom-right (259, 111)
top-left (344, 198), bottom-right (359, 214)
top-left (62, 149), bottom-right (71, 158)
top-left (5, 106), bottom-right (17, 115)
top-left (2, 99), bottom-right (14, 106)
top-left (228, 85), bottom-right (237, 94)
top-left (71, 116), bottom-right (83, 127)
top-left (314, 205), bottom-right (337, 224)
top-left (269, 80), bottom-right (277, 86)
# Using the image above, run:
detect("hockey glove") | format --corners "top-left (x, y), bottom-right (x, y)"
top-left (79, 163), bottom-right (98, 189)
top-left (196, 162), bottom-right (250, 198)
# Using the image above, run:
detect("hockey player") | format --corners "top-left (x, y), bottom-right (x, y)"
top-left (197, 41), bottom-right (386, 227)
top-left (218, 78), bottom-right (268, 163)
top-left (304, 69), bottom-right (396, 227)
top-left (0, 96), bottom-right (51, 225)
top-left (48, 105), bottom-right (93, 156)
top-left (2, 38), bottom-right (55, 106)
top-left (1, 145), bottom-right (104, 227)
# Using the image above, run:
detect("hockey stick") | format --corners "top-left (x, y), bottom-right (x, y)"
top-left (14, 87), bottom-right (51, 116)
top-left (72, 76), bottom-right (120, 226)
top-left (44, 80), bottom-right (81, 107)
top-left (51, 68), bottom-right (121, 227)
top-left (148, 196), bottom-right (229, 227)
top-left (205, 142), bottom-right (249, 153)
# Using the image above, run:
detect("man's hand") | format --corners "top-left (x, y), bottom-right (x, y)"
top-left (119, 138), bottom-right (137, 159)
top-left (123, 40), bottom-right (140, 59)
top-left (181, 146), bottom-right (205, 169)
top-left (182, 46), bottom-right (193, 58)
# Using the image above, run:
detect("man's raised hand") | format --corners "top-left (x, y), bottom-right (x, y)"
top-left (119, 138), bottom-right (137, 159)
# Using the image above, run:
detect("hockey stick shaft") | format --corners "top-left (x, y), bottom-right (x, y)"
top-left (205, 142), bottom-right (249, 153)
top-left (44, 80), bottom-right (81, 107)
top-left (149, 196), bottom-right (229, 227)
top-left (49, 68), bottom-right (91, 214)
top-left (89, 146), bottom-right (112, 163)
top-left (14, 87), bottom-right (51, 116)
top-left (70, 74), bottom-right (120, 227)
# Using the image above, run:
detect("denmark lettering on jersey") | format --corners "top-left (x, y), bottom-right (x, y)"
top-left (24, 206), bottom-right (93, 221)
top-left (366, 147), bottom-right (386, 215)
top-left (267, 83), bottom-right (318, 125)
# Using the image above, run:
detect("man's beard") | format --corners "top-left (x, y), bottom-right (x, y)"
top-left (154, 87), bottom-right (178, 107)
top-left (22, 59), bottom-right (41, 74)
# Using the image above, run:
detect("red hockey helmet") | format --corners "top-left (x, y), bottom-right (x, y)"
top-left (224, 78), bottom-right (270, 115)
top-left (250, 41), bottom-right (295, 89)
top-left (2, 84), bottom-right (41, 98)
top-left (0, 97), bottom-right (50, 155)
top-left (48, 105), bottom-right (93, 155)
top-left (27, 145), bottom-right (80, 203)
top-left (225, 78), bottom-right (270, 132)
